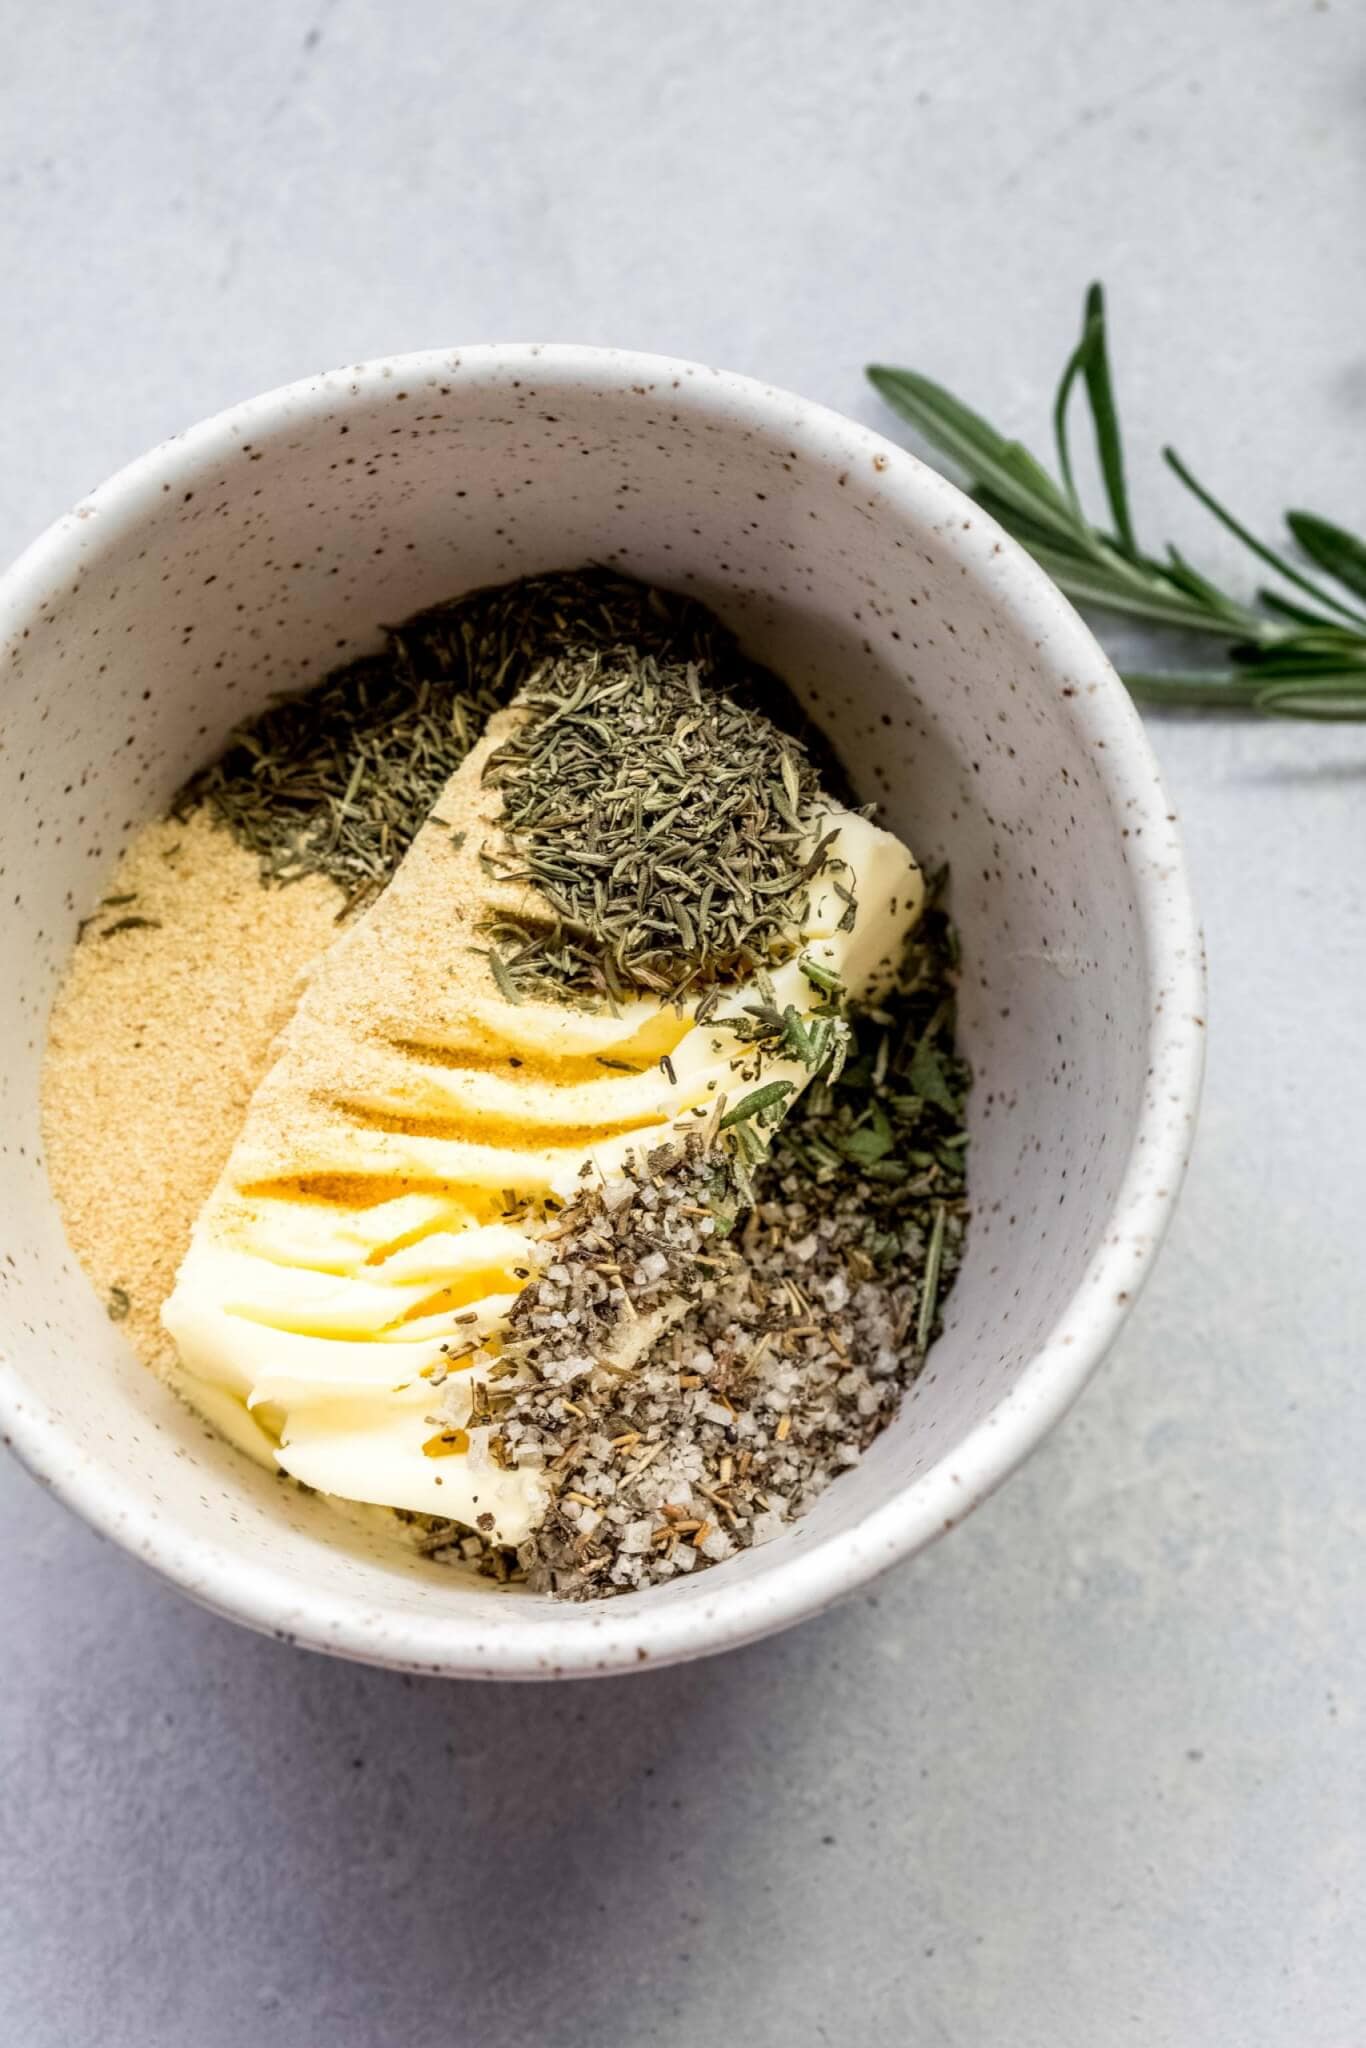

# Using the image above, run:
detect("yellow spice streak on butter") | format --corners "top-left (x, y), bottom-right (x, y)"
top-left (162, 706), bottom-right (924, 1545)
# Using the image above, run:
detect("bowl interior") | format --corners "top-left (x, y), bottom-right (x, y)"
top-left (0, 349), bottom-right (1196, 1674)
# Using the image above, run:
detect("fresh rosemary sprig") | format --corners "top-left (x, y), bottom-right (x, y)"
top-left (868, 283), bottom-right (1366, 720)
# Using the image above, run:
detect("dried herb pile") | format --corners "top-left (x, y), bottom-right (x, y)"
top-left (178, 568), bottom-right (829, 910)
top-left (480, 651), bottom-right (850, 1004)
top-left (769, 879), bottom-right (969, 1253)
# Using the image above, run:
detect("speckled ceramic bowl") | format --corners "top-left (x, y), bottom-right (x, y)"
top-left (0, 347), bottom-right (1203, 1677)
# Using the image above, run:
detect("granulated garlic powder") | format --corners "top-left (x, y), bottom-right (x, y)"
top-left (41, 808), bottom-right (344, 1375)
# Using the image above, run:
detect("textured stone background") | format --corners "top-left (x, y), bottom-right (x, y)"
top-left (2, 3), bottom-right (1363, 2041)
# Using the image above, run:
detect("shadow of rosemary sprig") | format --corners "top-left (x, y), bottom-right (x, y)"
top-left (868, 283), bottom-right (1366, 720)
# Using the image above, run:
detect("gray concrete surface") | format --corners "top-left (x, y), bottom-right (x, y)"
top-left (2, 3), bottom-right (1363, 2041)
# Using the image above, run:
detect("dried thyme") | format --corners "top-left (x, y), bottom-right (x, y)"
top-left (480, 649), bottom-right (853, 1001)
top-left (178, 568), bottom-right (835, 908)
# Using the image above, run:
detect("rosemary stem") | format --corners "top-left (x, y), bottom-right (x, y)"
top-left (868, 282), bottom-right (1366, 720)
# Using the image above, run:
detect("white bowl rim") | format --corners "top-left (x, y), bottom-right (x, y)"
top-left (0, 342), bottom-right (1205, 1678)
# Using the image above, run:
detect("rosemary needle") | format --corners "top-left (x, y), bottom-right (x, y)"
top-left (869, 281), bottom-right (1366, 720)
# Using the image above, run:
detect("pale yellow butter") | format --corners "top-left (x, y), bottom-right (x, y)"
top-left (163, 712), bottom-right (922, 1543)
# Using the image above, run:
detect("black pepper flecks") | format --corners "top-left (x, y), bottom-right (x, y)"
top-left (418, 894), bottom-right (968, 1599)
